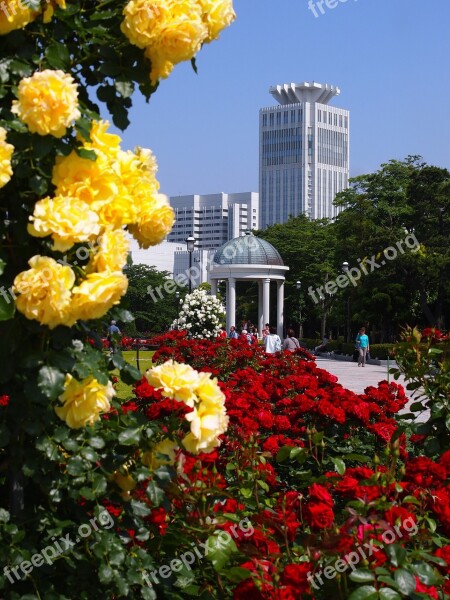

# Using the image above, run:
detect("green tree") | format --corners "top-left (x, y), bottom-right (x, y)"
top-left (123, 264), bottom-right (185, 334)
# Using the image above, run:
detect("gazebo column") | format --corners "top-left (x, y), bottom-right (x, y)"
top-left (258, 280), bottom-right (264, 335)
top-left (226, 277), bottom-right (236, 333)
top-left (276, 280), bottom-right (284, 338)
top-left (210, 279), bottom-right (218, 296)
top-left (263, 278), bottom-right (270, 327)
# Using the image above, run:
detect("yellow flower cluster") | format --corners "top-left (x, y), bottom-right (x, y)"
top-left (121, 0), bottom-right (235, 85)
top-left (145, 360), bottom-right (229, 454)
top-left (0, 0), bottom-right (38, 35)
top-left (16, 120), bottom-right (174, 328)
top-left (55, 374), bottom-right (115, 428)
top-left (0, 127), bottom-right (14, 189)
top-left (13, 255), bottom-right (128, 329)
top-left (51, 120), bottom-right (174, 240)
top-left (11, 70), bottom-right (81, 138)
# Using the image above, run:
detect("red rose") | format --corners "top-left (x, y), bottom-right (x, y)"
top-left (306, 502), bottom-right (334, 529)
top-left (309, 483), bottom-right (334, 507)
top-left (415, 576), bottom-right (439, 599)
top-left (281, 563), bottom-right (313, 593)
top-left (0, 395), bottom-right (9, 407)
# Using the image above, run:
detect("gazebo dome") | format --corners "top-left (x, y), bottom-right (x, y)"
top-left (213, 232), bottom-right (284, 266)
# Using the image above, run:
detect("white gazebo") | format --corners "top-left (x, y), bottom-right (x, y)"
top-left (208, 232), bottom-right (289, 336)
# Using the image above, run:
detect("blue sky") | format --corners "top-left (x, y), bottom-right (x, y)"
top-left (119, 0), bottom-right (450, 197)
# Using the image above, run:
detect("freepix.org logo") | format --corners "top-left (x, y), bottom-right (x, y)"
top-left (308, 0), bottom-right (359, 19)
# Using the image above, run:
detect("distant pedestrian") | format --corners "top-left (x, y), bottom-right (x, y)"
top-left (107, 320), bottom-right (121, 355)
top-left (240, 329), bottom-right (255, 345)
top-left (282, 328), bottom-right (301, 353)
top-left (218, 328), bottom-right (227, 339)
top-left (264, 326), bottom-right (282, 354)
top-left (262, 323), bottom-right (270, 339)
top-left (356, 327), bottom-right (370, 367)
top-left (229, 326), bottom-right (239, 339)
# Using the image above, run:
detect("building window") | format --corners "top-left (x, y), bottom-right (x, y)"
top-left (262, 114), bottom-right (267, 127)
top-left (339, 115), bottom-right (343, 127)
top-left (283, 111), bottom-right (288, 124)
top-left (276, 112), bottom-right (281, 126)
top-left (269, 113), bottom-right (274, 126)
top-left (290, 110), bottom-right (295, 123)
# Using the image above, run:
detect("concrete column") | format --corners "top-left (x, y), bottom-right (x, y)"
top-left (263, 278), bottom-right (270, 327)
top-left (226, 277), bottom-right (236, 333)
top-left (210, 279), bottom-right (218, 296)
top-left (277, 280), bottom-right (284, 338)
top-left (258, 280), bottom-right (264, 335)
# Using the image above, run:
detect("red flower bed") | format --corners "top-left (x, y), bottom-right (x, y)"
top-left (100, 333), bottom-right (450, 599)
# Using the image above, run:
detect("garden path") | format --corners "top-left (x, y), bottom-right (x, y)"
top-left (315, 357), bottom-right (428, 422)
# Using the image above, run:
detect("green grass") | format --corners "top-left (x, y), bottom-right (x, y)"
top-left (113, 350), bottom-right (155, 401)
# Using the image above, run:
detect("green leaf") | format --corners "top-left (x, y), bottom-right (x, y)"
top-left (89, 436), bottom-right (106, 449)
top-left (29, 174), bottom-right (49, 195)
top-left (115, 80), bottom-right (134, 98)
top-left (131, 499), bottom-right (151, 518)
top-left (379, 589), bottom-right (401, 600)
top-left (331, 456), bottom-right (346, 475)
top-left (45, 42), bottom-right (70, 70)
top-left (413, 562), bottom-right (441, 585)
top-left (205, 532), bottom-right (237, 571)
top-left (0, 293), bottom-right (15, 321)
top-left (118, 427), bottom-right (142, 446)
top-left (146, 481), bottom-right (164, 507)
top-left (0, 258), bottom-right (5, 275)
top-left (37, 365), bottom-right (65, 400)
top-left (121, 363), bottom-right (142, 383)
top-left (276, 445), bottom-right (293, 462)
top-left (347, 585), bottom-right (378, 600)
top-left (76, 147), bottom-right (97, 161)
top-left (386, 544), bottom-right (407, 568)
top-left (393, 568), bottom-right (416, 595)
top-left (349, 569), bottom-right (375, 583)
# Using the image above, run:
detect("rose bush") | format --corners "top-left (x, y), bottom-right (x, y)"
top-left (174, 288), bottom-right (225, 339)
top-left (0, 1), bottom-right (235, 598)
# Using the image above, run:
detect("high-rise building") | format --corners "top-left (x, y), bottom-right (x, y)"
top-left (167, 192), bottom-right (259, 249)
top-left (259, 81), bottom-right (349, 226)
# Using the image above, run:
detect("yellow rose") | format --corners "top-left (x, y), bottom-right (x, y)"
top-left (13, 255), bottom-right (76, 329)
top-left (43, 0), bottom-right (66, 23)
top-left (55, 374), bottom-right (115, 429)
top-left (121, 0), bottom-right (169, 49)
top-left (80, 120), bottom-right (121, 159)
top-left (11, 70), bottom-right (81, 138)
top-left (28, 195), bottom-right (100, 252)
top-left (183, 398), bottom-right (229, 454)
top-left (198, 0), bottom-right (235, 42)
top-left (128, 193), bottom-right (174, 248)
top-left (195, 371), bottom-right (226, 405)
top-left (0, 0), bottom-right (38, 35)
top-left (52, 151), bottom-right (119, 211)
top-left (71, 271), bottom-right (128, 321)
top-left (88, 229), bottom-right (130, 273)
top-left (142, 438), bottom-right (178, 469)
top-left (144, 50), bottom-right (174, 85)
top-left (111, 469), bottom-right (136, 492)
top-left (149, 8), bottom-right (207, 65)
top-left (145, 360), bottom-right (200, 406)
top-left (0, 127), bottom-right (14, 189)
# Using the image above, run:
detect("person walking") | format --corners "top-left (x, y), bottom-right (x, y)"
top-left (107, 320), bottom-right (121, 355)
top-left (228, 326), bottom-right (239, 339)
top-left (264, 326), bottom-right (282, 354)
top-left (282, 328), bottom-right (300, 353)
top-left (356, 327), bottom-right (370, 367)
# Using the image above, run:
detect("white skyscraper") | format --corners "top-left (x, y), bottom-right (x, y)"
top-left (167, 192), bottom-right (259, 249)
top-left (259, 81), bottom-right (349, 226)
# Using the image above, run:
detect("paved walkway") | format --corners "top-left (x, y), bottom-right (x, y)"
top-left (314, 357), bottom-right (428, 421)
top-left (314, 357), bottom-right (408, 396)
